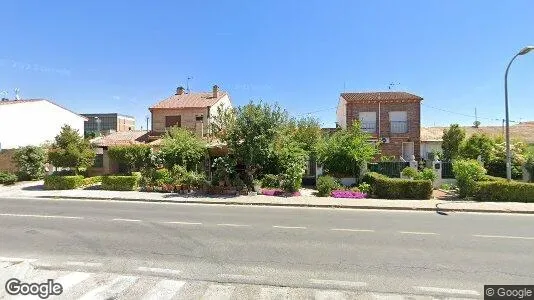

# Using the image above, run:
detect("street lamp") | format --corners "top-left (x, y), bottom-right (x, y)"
top-left (504, 46), bottom-right (534, 181)
top-left (94, 117), bottom-right (102, 136)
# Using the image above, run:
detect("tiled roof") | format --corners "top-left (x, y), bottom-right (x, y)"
top-left (421, 122), bottom-right (534, 143)
top-left (150, 92), bottom-right (227, 109)
top-left (341, 92), bottom-right (423, 102)
top-left (0, 98), bottom-right (87, 120)
top-left (91, 131), bottom-right (150, 147)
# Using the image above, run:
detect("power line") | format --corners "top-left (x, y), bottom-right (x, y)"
top-left (421, 103), bottom-right (519, 123)
top-left (295, 106), bottom-right (337, 116)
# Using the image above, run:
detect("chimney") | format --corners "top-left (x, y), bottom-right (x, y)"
top-left (176, 86), bottom-right (185, 95)
top-left (212, 85), bottom-right (219, 98)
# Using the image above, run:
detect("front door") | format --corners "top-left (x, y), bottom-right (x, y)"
top-left (402, 142), bottom-right (414, 161)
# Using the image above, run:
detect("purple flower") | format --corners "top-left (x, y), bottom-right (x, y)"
top-left (330, 190), bottom-right (367, 199)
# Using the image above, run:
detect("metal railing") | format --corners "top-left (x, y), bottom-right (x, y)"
top-left (368, 162), bottom-right (409, 178)
top-left (390, 121), bottom-right (408, 134)
top-left (360, 122), bottom-right (376, 133)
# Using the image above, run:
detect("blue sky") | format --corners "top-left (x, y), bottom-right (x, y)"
top-left (1, 0), bottom-right (533, 129)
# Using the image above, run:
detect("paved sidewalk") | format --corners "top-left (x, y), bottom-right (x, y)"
top-left (1, 181), bottom-right (534, 214)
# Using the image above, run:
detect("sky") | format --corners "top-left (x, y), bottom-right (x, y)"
top-left (1, 0), bottom-right (533, 129)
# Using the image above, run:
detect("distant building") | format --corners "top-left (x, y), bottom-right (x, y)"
top-left (81, 113), bottom-right (135, 136)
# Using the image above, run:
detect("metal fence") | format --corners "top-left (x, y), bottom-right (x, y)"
top-left (367, 162), bottom-right (409, 178)
top-left (441, 162), bottom-right (455, 179)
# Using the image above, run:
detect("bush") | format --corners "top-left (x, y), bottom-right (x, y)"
top-left (452, 159), bottom-right (487, 198)
top-left (44, 175), bottom-right (84, 190)
top-left (475, 181), bottom-right (534, 202)
top-left (108, 145), bottom-right (153, 174)
top-left (316, 175), bottom-right (341, 197)
top-left (101, 175), bottom-right (140, 191)
top-left (362, 172), bottom-right (432, 199)
top-left (13, 146), bottom-right (47, 180)
top-left (0, 172), bottom-right (18, 185)
top-left (261, 174), bottom-right (280, 188)
top-left (83, 176), bottom-right (102, 186)
top-left (416, 168), bottom-right (437, 182)
top-left (357, 182), bottom-right (371, 194)
top-left (482, 175), bottom-right (507, 182)
top-left (401, 167), bottom-right (418, 179)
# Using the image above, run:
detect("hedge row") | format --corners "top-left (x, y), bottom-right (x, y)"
top-left (101, 175), bottom-right (140, 191)
top-left (0, 172), bottom-right (17, 185)
top-left (475, 181), bottom-right (534, 202)
top-left (362, 172), bottom-right (433, 199)
top-left (44, 175), bottom-right (84, 190)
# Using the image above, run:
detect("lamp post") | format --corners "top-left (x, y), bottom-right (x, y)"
top-left (94, 117), bottom-right (102, 136)
top-left (504, 46), bottom-right (534, 181)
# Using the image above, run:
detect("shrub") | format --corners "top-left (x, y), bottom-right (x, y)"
top-left (401, 167), bottom-right (418, 179)
top-left (44, 175), bottom-right (84, 190)
top-left (415, 168), bottom-right (437, 182)
top-left (261, 174), bottom-right (280, 188)
top-left (13, 146), bottom-right (47, 180)
top-left (47, 125), bottom-right (95, 173)
top-left (475, 181), bottom-right (534, 202)
top-left (108, 145), bottom-right (152, 174)
top-left (0, 172), bottom-right (18, 185)
top-left (83, 176), bottom-right (102, 186)
top-left (452, 159), bottom-right (487, 198)
top-left (357, 182), bottom-right (371, 194)
top-left (101, 175), bottom-right (139, 191)
top-left (482, 175), bottom-right (507, 182)
top-left (316, 175), bottom-right (341, 197)
top-left (362, 172), bottom-right (432, 199)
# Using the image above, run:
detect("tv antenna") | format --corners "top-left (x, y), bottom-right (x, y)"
top-left (14, 88), bottom-right (21, 100)
top-left (388, 82), bottom-right (400, 90)
top-left (186, 76), bottom-right (193, 93)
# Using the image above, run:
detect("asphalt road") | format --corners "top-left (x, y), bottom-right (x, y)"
top-left (1, 197), bottom-right (533, 298)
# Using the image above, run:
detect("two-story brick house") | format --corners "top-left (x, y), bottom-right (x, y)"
top-left (336, 91), bottom-right (423, 160)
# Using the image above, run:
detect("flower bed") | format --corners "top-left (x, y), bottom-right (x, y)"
top-left (261, 189), bottom-right (301, 197)
top-left (331, 190), bottom-right (367, 199)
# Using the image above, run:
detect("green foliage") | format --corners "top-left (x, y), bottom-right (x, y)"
top-left (44, 175), bottom-right (84, 190)
top-left (261, 174), bottom-right (280, 188)
top-left (101, 175), bottom-right (140, 191)
top-left (272, 131), bottom-right (308, 192)
top-left (525, 150), bottom-right (534, 183)
top-left (317, 121), bottom-right (378, 177)
top-left (415, 168), bottom-right (437, 182)
top-left (459, 133), bottom-right (496, 163)
top-left (13, 146), bottom-right (47, 180)
top-left (380, 155), bottom-right (397, 162)
top-left (442, 124), bottom-right (465, 161)
top-left (48, 125), bottom-right (95, 173)
top-left (316, 175), bottom-right (341, 197)
top-left (362, 172), bottom-right (432, 199)
top-left (211, 156), bottom-right (235, 186)
top-left (357, 182), bottom-right (371, 194)
top-left (83, 176), bottom-right (102, 186)
top-left (0, 172), bottom-right (18, 185)
top-left (159, 127), bottom-right (206, 171)
top-left (108, 145), bottom-right (153, 174)
top-left (475, 181), bottom-right (534, 202)
top-left (401, 167), bottom-right (418, 179)
top-left (452, 159), bottom-right (487, 198)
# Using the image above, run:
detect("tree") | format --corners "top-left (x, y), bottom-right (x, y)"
top-left (108, 144), bottom-right (153, 174)
top-left (317, 121), bottom-right (378, 177)
top-left (459, 133), bottom-right (496, 164)
top-left (271, 126), bottom-right (309, 192)
top-left (13, 146), bottom-right (47, 180)
top-left (158, 126), bottom-right (206, 171)
top-left (442, 124), bottom-right (465, 161)
top-left (47, 125), bottom-right (95, 173)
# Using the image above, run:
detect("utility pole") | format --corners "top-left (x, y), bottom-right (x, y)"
top-left (145, 115), bottom-right (149, 132)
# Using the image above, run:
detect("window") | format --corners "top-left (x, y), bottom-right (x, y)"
top-left (358, 112), bottom-right (376, 133)
top-left (389, 111), bottom-right (408, 134)
top-left (196, 115), bottom-right (204, 122)
top-left (93, 154), bottom-right (103, 168)
top-left (165, 115), bottom-right (181, 128)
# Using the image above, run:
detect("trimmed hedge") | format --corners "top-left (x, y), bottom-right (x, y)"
top-left (101, 175), bottom-right (140, 191)
top-left (83, 176), bottom-right (102, 186)
top-left (0, 172), bottom-right (18, 185)
top-left (44, 175), bottom-right (84, 190)
top-left (362, 172), bottom-right (433, 199)
top-left (475, 181), bottom-right (534, 202)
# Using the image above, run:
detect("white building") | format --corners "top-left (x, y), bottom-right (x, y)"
top-left (0, 99), bottom-right (86, 150)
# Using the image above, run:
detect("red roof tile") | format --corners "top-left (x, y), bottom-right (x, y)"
top-left (150, 92), bottom-right (227, 110)
top-left (91, 131), bottom-right (150, 147)
top-left (341, 92), bottom-right (423, 102)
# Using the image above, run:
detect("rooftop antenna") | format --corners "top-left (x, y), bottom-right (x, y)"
top-left (186, 76), bottom-right (193, 93)
top-left (388, 82), bottom-right (400, 90)
top-left (14, 88), bottom-right (20, 100)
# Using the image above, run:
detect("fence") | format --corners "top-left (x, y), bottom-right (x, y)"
top-left (367, 162), bottom-right (409, 178)
top-left (441, 162), bottom-right (454, 179)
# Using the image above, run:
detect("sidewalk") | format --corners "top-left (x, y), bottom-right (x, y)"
top-left (1, 181), bottom-right (534, 214)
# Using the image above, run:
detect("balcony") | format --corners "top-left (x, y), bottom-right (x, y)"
top-left (360, 122), bottom-right (376, 133)
top-left (390, 121), bottom-right (408, 134)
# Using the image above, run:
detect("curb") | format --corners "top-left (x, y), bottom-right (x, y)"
top-left (13, 195), bottom-right (534, 215)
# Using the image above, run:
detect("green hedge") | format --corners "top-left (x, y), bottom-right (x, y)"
top-left (362, 172), bottom-right (433, 199)
top-left (316, 175), bottom-right (341, 197)
top-left (475, 181), bottom-right (534, 202)
top-left (101, 175), bottom-right (140, 191)
top-left (44, 175), bottom-right (84, 190)
top-left (0, 172), bottom-right (18, 185)
top-left (83, 176), bottom-right (102, 186)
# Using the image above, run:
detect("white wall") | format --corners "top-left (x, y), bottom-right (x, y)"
top-left (209, 94), bottom-right (232, 118)
top-left (420, 141), bottom-right (443, 160)
top-left (0, 101), bottom-right (85, 149)
top-left (336, 96), bottom-right (347, 129)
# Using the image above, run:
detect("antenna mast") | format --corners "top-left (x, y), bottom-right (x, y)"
top-left (186, 76), bottom-right (193, 93)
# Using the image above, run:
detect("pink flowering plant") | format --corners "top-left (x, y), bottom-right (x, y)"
top-left (330, 190), bottom-right (367, 199)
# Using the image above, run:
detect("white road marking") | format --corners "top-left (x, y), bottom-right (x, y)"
top-left (79, 275), bottom-right (138, 300)
top-left (202, 284), bottom-right (236, 300)
top-left (331, 228), bottom-right (374, 232)
top-left (112, 218), bottom-right (142, 222)
top-left (399, 231), bottom-right (438, 235)
top-left (0, 213), bottom-right (83, 219)
top-left (260, 286), bottom-right (289, 299)
top-left (473, 234), bottom-right (534, 240)
top-left (315, 290), bottom-right (348, 300)
top-left (414, 286), bottom-right (480, 296)
top-left (217, 223), bottom-right (250, 227)
top-left (141, 279), bottom-right (185, 300)
top-left (137, 266), bottom-right (181, 275)
top-left (65, 261), bottom-right (103, 267)
top-left (273, 225), bottom-right (307, 229)
top-left (310, 279), bottom-right (367, 287)
top-left (0, 257), bottom-right (37, 262)
top-left (164, 221), bottom-right (202, 225)
top-left (55, 271), bottom-right (92, 290)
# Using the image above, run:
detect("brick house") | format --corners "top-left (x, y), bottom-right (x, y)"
top-left (336, 91), bottom-right (423, 160)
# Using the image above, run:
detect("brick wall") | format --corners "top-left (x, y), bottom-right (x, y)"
top-left (0, 149), bottom-right (17, 173)
top-left (151, 108), bottom-right (209, 135)
top-left (117, 118), bottom-right (135, 132)
top-left (346, 100), bottom-right (421, 159)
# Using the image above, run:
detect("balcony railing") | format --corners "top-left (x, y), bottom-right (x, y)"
top-left (360, 122), bottom-right (376, 133)
top-left (390, 121), bottom-right (408, 134)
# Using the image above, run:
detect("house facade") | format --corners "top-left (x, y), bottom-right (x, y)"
top-left (336, 92), bottom-right (423, 160)
top-left (81, 113), bottom-right (135, 136)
